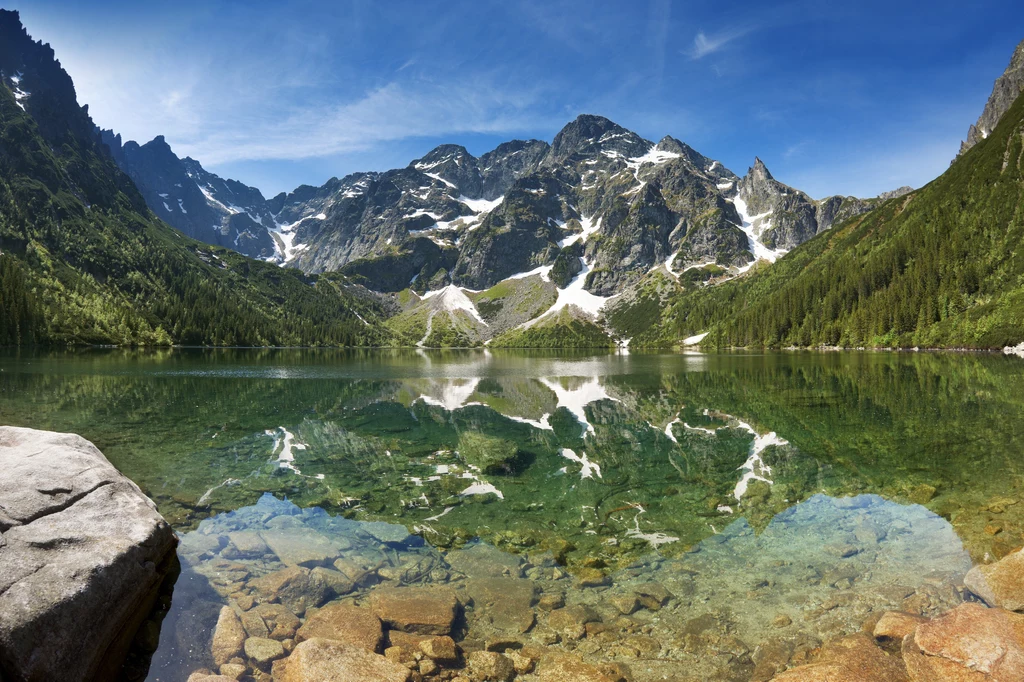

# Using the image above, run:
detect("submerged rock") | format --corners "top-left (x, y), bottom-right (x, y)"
top-left (295, 603), bottom-right (383, 652)
top-left (872, 611), bottom-right (927, 643)
top-left (965, 548), bottom-right (1024, 612)
top-left (211, 606), bottom-right (246, 666)
top-left (771, 634), bottom-right (909, 681)
top-left (0, 426), bottom-right (178, 682)
top-left (370, 586), bottom-right (459, 635)
top-left (273, 638), bottom-right (411, 682)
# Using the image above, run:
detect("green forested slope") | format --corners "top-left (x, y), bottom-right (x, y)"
top-left (0, 83), bottom-right (392, 347)
top-left (638, 92), bottom-right (1024, 349)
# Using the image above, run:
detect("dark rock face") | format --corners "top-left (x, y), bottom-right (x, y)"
top-left (101, 132), bottom-right (278, 260)
top-left (735, 158), bottom-right (873, 252)
top-left (451, 174), bottom-right (573, 290)
top-left (960, 38), bottom-right (1024, 156)
top-left (586, 181), bottom-right (677, 294)
top-left (478, 140), bottom-right (550, 199)
top-left (0, 426), bottom-right (178, 682)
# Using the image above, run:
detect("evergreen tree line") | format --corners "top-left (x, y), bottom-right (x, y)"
top-left (636, 93), bottom-right (1024, 350)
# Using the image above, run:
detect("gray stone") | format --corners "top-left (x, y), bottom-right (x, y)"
top-left (0, 427), bottom-right (177, 682)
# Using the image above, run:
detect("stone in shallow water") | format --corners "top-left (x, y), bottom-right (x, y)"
top-left (273, 638), bottom-right (411, 682)
top-left (872, 611), bottom-right (927, 642)
top-left (259, 528), bottom-right (345, 567)
top-left (244, 636), bottom-right (285, 668)
top-left (211, 606), bottom-right (247, 666)
top-left (249, 566), bottom-right (329, 616)
top-left (547, 605), bottom-right (600, 641)
top-left (772, 634), bottom-right (908, 681)
top-left (370, 586), bottom-right (459, 635)
top-left (309, 566), bottom-right (356, 598)
top-left (222, 531), bottom-right (269, 560)
top-left (446, 543), bottom-right (524, 578)
top-left (468, 651), bottom-right (516, 682)
top-left (187, 673), bottom-right (237, 682)
top-left (466, 578), bottom-right (537, 634)
top-left (964, 548), bottom-right (1024, 612)
top-left (360, 520), bottom-right (416, 545)
top-left (536, 652), bottom-right (621, 682)
top-left (419, 635), bottom-right (459, 663)
top-left (295, 603), bottom-right (383, 652)
top-left (903, 603), bottom-right (1024, 681)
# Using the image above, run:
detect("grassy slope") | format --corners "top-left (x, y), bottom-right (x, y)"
top-left (635, 93), bottom-right (1024, 350)
top-left (490, 306), bottom-right (615, 348)
top-left (0, 84), bottom-right (393, 347)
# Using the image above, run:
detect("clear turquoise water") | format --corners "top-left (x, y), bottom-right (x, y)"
top-left (1, 349), bottom-right (1020, 680)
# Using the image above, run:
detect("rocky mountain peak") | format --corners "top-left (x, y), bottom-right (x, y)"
top-left (547, 114), bottom-right (649, 165)
top-left (411, 144), bottom-right (474, 168)
top-left (877, 186), bottom-right (914, 201)
top-left (750, 157), bottom-right (774, 181)
top-left (959, 38), bottom-right (1024, 157)
top-left (655, 136), bottom-right (687, 154)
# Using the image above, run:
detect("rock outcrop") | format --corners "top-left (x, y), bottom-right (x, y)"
top-left (959, 39), bottom-right (1024, 156)
top-left (0, 426), bottom-right (178, 682)
top-left (965, 547), bottom-right (1024, 611)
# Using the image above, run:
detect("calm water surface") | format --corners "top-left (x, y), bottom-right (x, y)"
top-left (1, 349), bottom-right (1020, 681)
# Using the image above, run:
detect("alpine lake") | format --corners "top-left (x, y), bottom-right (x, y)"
top-left (2, 349), bottom-right (1022, 682)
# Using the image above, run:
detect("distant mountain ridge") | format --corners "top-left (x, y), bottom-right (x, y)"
top-left (106, 115), bottom-right (877, 301)
top-left (0, 9), bottom-right (390, 347)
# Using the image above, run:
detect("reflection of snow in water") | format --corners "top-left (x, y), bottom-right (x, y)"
top-left (265, 426), bottom-right (321, 478)
top-left (731, 419), bottom-right (787, 502)
top-left (624, 503), bottom-right (680, 547)
top-left (506, 414), bottom-right (554, 431)
top-left (662, 411), bottom-right (788, 506)
top-left (415, 378), bottom-right (483, 411)
top-left (560, 448), bottom-right (602, 479)
top-left (197, 478), bottom-right (241, 505)
top-left (539, 376), bottom-right (618, 436)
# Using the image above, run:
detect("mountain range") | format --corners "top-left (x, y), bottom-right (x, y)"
top-left (1, 8), bottom-right (1023, 350)
top-left (0, 10), bottom-right (389, 347)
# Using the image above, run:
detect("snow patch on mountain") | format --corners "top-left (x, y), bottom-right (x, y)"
top-left (422, 285), bottom-right (489, 326)
top-left (423, 172), bottom-right (456, 189)
top-left (558, 215), bottom-right (602, 248)
top-left (730, 194), bottom-right (787, 271)
top-left (458, 195), bottom-right (504, 213)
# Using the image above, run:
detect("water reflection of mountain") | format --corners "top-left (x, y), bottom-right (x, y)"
top-left (1, 350), bottom-right (1022, 562)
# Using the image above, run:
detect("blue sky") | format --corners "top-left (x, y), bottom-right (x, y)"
top-left (14, 0), bottom-right (1024, 199)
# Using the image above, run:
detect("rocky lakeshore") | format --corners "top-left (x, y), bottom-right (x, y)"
top-left (161, 492), bottom-right (992, 682)
top-left (0, 427), bottom-right (178, 682)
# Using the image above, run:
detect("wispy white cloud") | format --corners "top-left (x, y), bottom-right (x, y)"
top-left (174, 79), bottom-right (559, 165)
top-left (688, 27), bottom-right (753, 60)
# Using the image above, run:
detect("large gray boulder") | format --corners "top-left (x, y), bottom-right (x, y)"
top-left (0, 426), bottom-right (178, 682)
